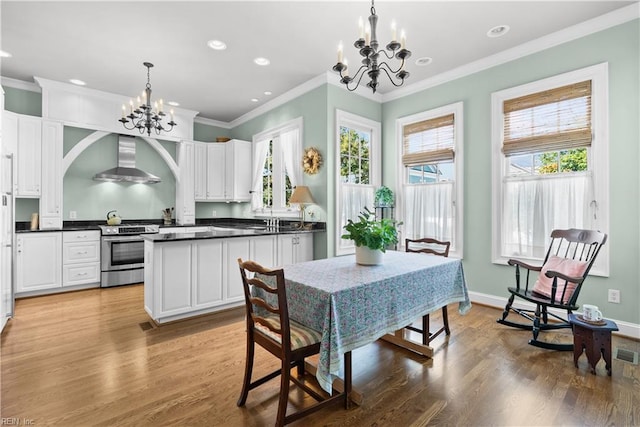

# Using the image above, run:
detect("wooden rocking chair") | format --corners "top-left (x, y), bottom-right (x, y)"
top-left (497, 228), bottom-right (607, 351)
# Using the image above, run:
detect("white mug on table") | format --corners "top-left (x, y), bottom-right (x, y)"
top-left (583, 304), bottom-right (602, 322)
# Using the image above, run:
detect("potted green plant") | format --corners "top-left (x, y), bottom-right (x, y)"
top-left (341, 207), bottom-right (399, 265)
top-left (374, 185), bottom-right (394, 207)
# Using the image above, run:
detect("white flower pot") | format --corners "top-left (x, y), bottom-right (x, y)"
top-left (355, 246), bottom-right (383, 266)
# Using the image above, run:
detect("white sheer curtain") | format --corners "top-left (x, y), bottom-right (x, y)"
top-left (403, 182), bottom-right (454, 243)
top-left (279, 128), bottom-right (302, 187)
top-left (502, 173), bottom-right (594, 259)
top-left (338, 183), bottom-right (374, 252)
top-left (251, 139), bottom-right (270, 211)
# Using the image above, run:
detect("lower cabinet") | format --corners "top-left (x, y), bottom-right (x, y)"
top-left (62, 231), bottom-right (100, 287)
top-left (16, 232), bottom-right (62, 293)
top-left (144, 233), bottom-right (308, 324)
top-left (277, 233), bottom-right (313, 266)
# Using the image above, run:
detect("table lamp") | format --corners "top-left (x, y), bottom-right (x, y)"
top-left (289, 185), bottom-right (315, 229)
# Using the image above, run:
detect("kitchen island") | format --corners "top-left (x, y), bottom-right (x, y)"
top-left (142, 226), bottom-right (316, 324)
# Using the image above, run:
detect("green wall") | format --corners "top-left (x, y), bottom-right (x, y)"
top-left (3, 18), bottom-right (638, 325)
top-left (62, 129), bottom-right (177, 222)
top-left (382, 20), bottom-right (639, 325)
top-left (193, 121), bottom-right (230, 142)
top-left (3, 86), bottom-right (41, 117)
top-left (230, 84), bottom-right (382, 259)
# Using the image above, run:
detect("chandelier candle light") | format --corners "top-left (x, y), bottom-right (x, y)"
top-left (332, 0), bottom-right (411, 93)
top-left (119, 62), bottom-right (176, 136)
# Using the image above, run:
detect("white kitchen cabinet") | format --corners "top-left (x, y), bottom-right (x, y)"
top-left (15, 115), bottom-right (42, 197)
top-left (224, 237), bottom-right (250, 302)
top-left (277, 233), bottom-right (313, 266)
top-left (205, 144), bottom-right (226, 201)
top-left (16, 232), bottom-right (62, 293)
top-left (250, 234), bottom-right (277, 268)
top-left (176, 141), bottom-right (196, 225)
top-left (62, 231), bottom-right (100, 287)
top-left (193, 240), bottom-right (224, 308)
top-left (194, 140), bottom-right (251, 202)
top-left (224, 140), bottom-right (251, 202)
top-left (40, 120), bottom-right (63, 229)
top-left (193, 143), bottom-right (207, 201)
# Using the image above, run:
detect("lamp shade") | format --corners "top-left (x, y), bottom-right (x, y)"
top-left (289, 186), bottom-right (315, 204)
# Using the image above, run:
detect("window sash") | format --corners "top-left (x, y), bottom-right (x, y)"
top-left (503, 80), bottom-right (592, 157)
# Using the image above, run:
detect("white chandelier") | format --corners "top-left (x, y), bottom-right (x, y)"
top-left (119, 62), bottom-right (176, 136)
top-left (332, 0), bottom-right (411, 93)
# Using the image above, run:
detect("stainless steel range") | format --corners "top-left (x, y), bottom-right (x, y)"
top-left (99, 224), bottom-right (159, 287)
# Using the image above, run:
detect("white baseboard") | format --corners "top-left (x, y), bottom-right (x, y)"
top-left (469, 290), bottom-right (640, 340)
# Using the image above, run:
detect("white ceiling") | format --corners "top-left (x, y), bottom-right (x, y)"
top-left (0, 1), bottom-right (635, 124)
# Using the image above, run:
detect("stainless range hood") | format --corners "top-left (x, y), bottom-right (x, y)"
top-left (93, 136), bottom-right (161, 184)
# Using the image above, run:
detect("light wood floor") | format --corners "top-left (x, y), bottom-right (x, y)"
top-left (1, 284), bottom-right (639, 426)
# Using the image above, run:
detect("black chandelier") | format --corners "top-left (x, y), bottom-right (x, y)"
top-left (119, 62), bottom-right (176, 136)
top-left (332, 0), bottom-right (411, 93)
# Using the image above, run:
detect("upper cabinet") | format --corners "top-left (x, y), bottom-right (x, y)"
top-left (176, 141), bottom-right (196, 225)
top-left (225, 140), bottom-right (251, 202)
top-left (40, 120), bottom-right (63, 229)
top-left (194, 140), bottom-right (251, 203)
top-left (3, 112), bottom-right (63, 228)
top-left (7, 114), bottom-right (42, 198)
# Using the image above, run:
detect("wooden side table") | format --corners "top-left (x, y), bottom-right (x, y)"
top-left (568, 313), bottom-right (619, 376)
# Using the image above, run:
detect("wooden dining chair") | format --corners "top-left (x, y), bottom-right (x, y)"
top-left (497, 228), bottom-right (607, 350)
top-left (405, 238), bottom-right (452, 345)
top-left (236, 258), bottom-right (345, 426)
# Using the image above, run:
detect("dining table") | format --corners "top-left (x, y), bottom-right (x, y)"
top-left (256, 250), bottom-right (472, 402)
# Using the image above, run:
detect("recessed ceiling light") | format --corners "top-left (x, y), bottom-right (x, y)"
top-left (415, 57), bottom-right (433, 66)
top-left (0, 50), bottom-right (12, 58)
top-left (264, 91), bottom-right (272, 96)
top-left (69, 79), bottom-right (86, 86)
top-left (207, 39), bottom-right (227, 50)
top-left (487, 25), bottom-right (510, 38)
top-left (251, 98), bottom-right (259, 103)
top-left (254, 57), bottom-right (270, 66)
top-left (167, 101), bottom-right (180, 107)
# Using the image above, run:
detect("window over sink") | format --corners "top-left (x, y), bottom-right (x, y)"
top-left (251, 117), bottom-right (303, 217)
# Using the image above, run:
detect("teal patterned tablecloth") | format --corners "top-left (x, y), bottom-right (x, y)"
top-left (257, 250), bottom-right (471, 393)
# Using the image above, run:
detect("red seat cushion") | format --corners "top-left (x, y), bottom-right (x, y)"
top-left (532, 255), bottom-right (588, 304)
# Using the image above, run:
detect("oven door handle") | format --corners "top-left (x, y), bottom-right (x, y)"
top-left (101, 235), bottom-right (145, 242)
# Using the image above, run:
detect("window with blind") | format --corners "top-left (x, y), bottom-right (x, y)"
top-left (397, 102), bottom-right (464, 257)
top-left (491, 63), bottom-right (609, 275)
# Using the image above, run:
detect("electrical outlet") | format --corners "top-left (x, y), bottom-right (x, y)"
top-left (69, 211), bottom-right (77, 219)
top-left (211, 210), bottom-right (217, 217)
top-left (608, 289), bottom-right (620, 304)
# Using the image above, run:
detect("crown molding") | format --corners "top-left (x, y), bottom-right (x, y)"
top-left (1, 76), bottom-right (40, 93)
top-left (194, 116), bottom-right (231, 129)
top-left (326, 71), bottom-right (384, 103)
top-left (229, 72), bottom-right (330, 128)
top-left (383, 3), bottom-right (640, 103)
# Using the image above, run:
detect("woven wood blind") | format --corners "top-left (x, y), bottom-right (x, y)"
top-left (503, 80), bottom-right (592, 157)
top-left (402, 113), bottom-right (455, 166)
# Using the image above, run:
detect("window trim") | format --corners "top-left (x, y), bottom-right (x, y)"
top-left (252, 117), bottom-right (303, 218)
top-left (335, 109), bottom-right (381, 256)
top-left (396, 101), bottom-right (464, 258)
top-left (491, 62), bottom-right (609, 276)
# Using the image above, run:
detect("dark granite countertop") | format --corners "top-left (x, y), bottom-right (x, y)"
top-left (15, 218), bottom-right (326, 234)
top-left (142, 225), bottom-right (322, 242)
